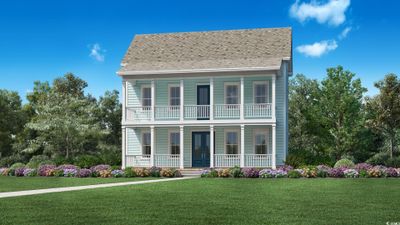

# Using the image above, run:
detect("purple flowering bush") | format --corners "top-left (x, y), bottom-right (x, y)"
top-left (316, 165), bottom-right (331, 177)
top-left (90, 165), bottom-right (111, 177)
top-left (0, 168), bottom-right (8, 176)
top-left (328, 167), bottom-right (345, 178)
top-left (57, 164), bottom-right (79, 171)
top-left (77, 169), bottom-right (92, 178)
top-left (15, 167), bottom-right (26, 177)
top-left (259, 168), bottom-right (287, 178)
top-left (242, 168), bottom-right (259, 178)
top-left (111, 170), bottom-right (124, 178)
top-left (38, 164), bottom-right (56, 176)
top-left (23, 168), bottom-right (36, 177)
top-left (64, 169), bottom-right (78, 177)
top-left (385, 167), bottom-right (398, 177)
top-left (343, 169), bottom-right (359, 178)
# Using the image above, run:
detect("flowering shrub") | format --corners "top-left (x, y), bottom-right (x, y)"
top-left (242, 168), bottom-right (259, 178)
top-left (354, 163), bottom-right (373, 171)
top-left (328, 167), bottom-right (345, 178)
top-left (124, 167), bottom-right (137, 178)
top-left (174, 169), bottom-right (183, 177)
top-left (368, 166), bottom-right (387, 178)
top-left (111, 170), bottom-right (124, 178)
top-left (77, 169), bottom-right (92, 178)
top-left (15, 167), bottom-right (26, 177)
top-left (23, 168), bottom-right (36, 177)
top-left (99, 170), bottom-right (112, 178)
top-left (316, 165), bottom-right (331, 177)
top-left (53, 169), bottom-right (64, 177)
top-left (91, 165), bottom-right (111, 177)
top-left (385, 167), bottom-right (398, 177)
top-left (277, 165), bottom-right (293, 172)
top-left (0, 168), bottom-right (9, 176)
top-left (301, 167), bottom-right (317, 178)
top-left (334, 159), bottom-right (355, 168)
top-left (160, 168), bottom-right (175, 177)
top-left (201, 169), bottom-right (218, 178)
top-left (217, 169), bottom-right (231, 178)
top-left (57, 164), bottom-right (79, 171)
top-left (288, 169), bottom-right (302, 178)
top-left (134, 168), bottom-right (150, 177)
top-left (149, 166), bottom-right (162, 177)
top-left (64, 169), bottom-right (78, 177)
top-left (259, 168), bottom-right (287, 178)
top-left (38, 164), bottom-right (56, 176)
top-left (229, 166), bottom-right (243, 178)
top-left (9, 163), bottom-right (25, 176)
top-left (343, 169), bottom-right (359, 178)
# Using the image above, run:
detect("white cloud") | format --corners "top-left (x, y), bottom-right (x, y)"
top-left (338, 26), bottom-right (352, 40)
top-left (290, 0), bottom-right (351, 26)
top-left (89, 43), bottom-right (105, 62)
top-left (296, 40), bottom-right (338, 57)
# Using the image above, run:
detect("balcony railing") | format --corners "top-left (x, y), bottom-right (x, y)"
top-left (214, 154), bottom-right (240, 167)
top-left (244, 154), bottom-right (272, 167)
top-left (125, 103), bottom-right (272, 122)
top-left (154, 154), bottom-right (180, 167)
top-left (125, 155), bottom-right (151, 167)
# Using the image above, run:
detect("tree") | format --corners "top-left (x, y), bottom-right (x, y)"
top-left (320, 66), bottom-right (367, 160)
top-left (96, 90), bottom-right (122, 146)
top-left (53, 73), bottom-right (88, 98)
top-left (366, 74), bottom-right (400, 158)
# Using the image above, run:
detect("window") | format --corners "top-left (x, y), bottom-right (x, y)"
top-left (225, 84), bottom-right (239, 105)
top-left (254, 82), bottom-right (269, 104)
top-left (170, 132), bottom-right (180, 155)
top-left (142, 132), bottom-right (151, 155)
top-left (225, 131), bottom-right (239, 154)
top-left (169, 86), bottom-right (180, 106)
top-left (254, 130), bottom-right (269, 154)
top-left (142, 87), bottom-right (151, 107)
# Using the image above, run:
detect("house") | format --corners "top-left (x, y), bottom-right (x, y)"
top-left (117, 27), bottom-right (292, 169)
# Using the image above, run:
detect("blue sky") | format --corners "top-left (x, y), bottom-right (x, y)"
top-left (0, 0), bottom-right (399, 101)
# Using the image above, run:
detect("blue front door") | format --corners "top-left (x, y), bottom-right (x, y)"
top-left (192, 132), bottom-right (210, 167)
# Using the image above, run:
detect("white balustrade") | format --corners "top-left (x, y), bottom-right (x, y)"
top-left (154, 154), bottom-right (180, 167)
top-left (214, 104), bottom-right (240, 119)
top-left (126, 107), bottom-right (152, 121)
top-left (184, 105), bottom-right (210, 119)
top-left (155, 106), bottom-right (180, 120)
top-left (125, 155), bottom-right (151, 167)
top-left (245, 103), bottom-right (272, 118)
top-left (244, 154), bottom-right (272, 167)
top-left (214, 154), bottom-right (240, 167)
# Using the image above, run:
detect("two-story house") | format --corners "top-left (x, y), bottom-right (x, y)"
top-left (117, 28), bottom-right (292, 169)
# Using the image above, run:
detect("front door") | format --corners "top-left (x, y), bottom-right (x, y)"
top-left (197, 85), bottom-right (210, 120)
top-left (192, 132), bottom-right (210, 167)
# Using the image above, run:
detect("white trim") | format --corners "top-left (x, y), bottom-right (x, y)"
top-left (168, 129), bottom-right (180, 155)
top-left (240, 125), bottom-right (245, 167)
top-left (122, 127), bottom-right (126, 169)
top-left (224, 128), bottom-right (240, 154)
top-left (179, 126), bottom-right (184, 169)
top-left (224, 82), bottom-right (240, 105)
top-left (240, 77), bottom-right (244, 120)
top-left (253, 128), bottom-right (269, 154)
top-left (123, 119), bottom-right (276, 127)
top-left (253, 81), bottom-right (270, 104)
top-left (272, 125), bottom-right (276, 169)
top-left (168, 84), bottom-right (180, 107)
top-left (210, 125), bottom-right (214, 168)
top-left (124, 73), bottom-right (277, 82)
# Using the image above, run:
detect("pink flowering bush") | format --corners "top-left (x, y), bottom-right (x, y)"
top-left (242, 168), bottom-right (259, 178)
top-left (385, 167), bottom-right (398, 177)
top-left (38, 164), bottom-right (56, 176)
top-left (77, 169), bottom-right (92, 178)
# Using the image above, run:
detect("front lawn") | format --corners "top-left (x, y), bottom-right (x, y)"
top-left (0, 178), bottom-right (399, 225)
top-left (0, 176), bottom-right (155, 192)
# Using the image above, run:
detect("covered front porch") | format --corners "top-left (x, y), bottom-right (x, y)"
top-left (122, 125), bottom-right (277, 169)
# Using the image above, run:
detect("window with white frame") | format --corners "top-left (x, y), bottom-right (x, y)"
top-left (254, 82), bottom-right (269, 104)
top-left (225, 83), bottom-right (239, 105)
top-left (169, 86), bottom-right (180, 106)
top-left (225, 131), bottom-right (239, 154)
top-left (142, 87), bottom-right (152, 108)
top-left (142, 132), bottom-right (151, 155)
top-left (254, 130), bottom-right (269, 154)
top-left (169, 131), bottom-right (180, 155)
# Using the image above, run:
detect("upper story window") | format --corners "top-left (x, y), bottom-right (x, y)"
top-left (225, 83), bottom-right (239, 105)
top-left (142, 132), bottom-right (151, 155)
top-left (254, 130), bottom-right (269, 154)
top-left (142, 86), bottom-right (152, 107)
top-left (169, 86), bottom-right (180, 106)
top-left (254, 81), bottom-right (269, 104)
top-left (225, 131), bottom-right (239, 154)
top-left (169, 131), bottom-right (180, 155)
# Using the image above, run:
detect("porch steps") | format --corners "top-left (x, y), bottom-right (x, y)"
top-left (180, 169), bottom-right (204, 177)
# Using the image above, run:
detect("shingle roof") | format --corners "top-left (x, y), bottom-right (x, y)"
top-left (119, 27), bottom-right (292, 74)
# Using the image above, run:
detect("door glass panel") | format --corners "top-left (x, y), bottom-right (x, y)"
top-left (204, 133), bottom-right (210, 159)
top-left (194, 134), bottom-right (202, 160)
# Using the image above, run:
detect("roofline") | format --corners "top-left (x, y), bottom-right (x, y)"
top-left (117, 66), bottom-right (281, 76)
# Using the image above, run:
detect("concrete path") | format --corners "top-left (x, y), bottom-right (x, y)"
top-left (0, 176), bottom-right (197, 199)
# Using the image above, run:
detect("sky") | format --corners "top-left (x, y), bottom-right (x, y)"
top-left (0, 0), bottom-right (399, 101)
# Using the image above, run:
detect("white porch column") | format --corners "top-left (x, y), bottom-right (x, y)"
top-left (272, 125), bottom-right (276, 169)
top-left (210, 77), bottom-right (214, 120)
top-left (272, 75), bottom-right (276, 120)
top-left (240, 125), bottom-right (245, 167)
top-left (151, 80), bottom-right (155, 121)
top-left (180, 126), bottom-right (184, 169)
top-left (240, 77), bottom-right (244, 120)
top-left (180, 79), bottom-right (184, 122)
top-left (210, 125), bottom-right (214, 168)
top-left (150, 126), bottom-right (155, 167)
top-left (122, 127), bottom-right (126, 169)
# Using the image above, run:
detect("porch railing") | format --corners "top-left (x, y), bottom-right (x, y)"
top-left (214, 154), bottom-right (240, 167)
top-left (125, 155), bottom-right (151, 167)
top-left (126, 107), bottom-right (152, 121)
top-left (244, 154), bottom-right (272, 167)
top-left (155, 106), bottom-right (180, 120)
top-left (154, 154), bottom-right (180, 167)
top-left (245, 103), bottom-right (272, 118)
top-left (214, 104), bottom-right (240, 119)
top-left (184, 105), bottom-right (210, 119)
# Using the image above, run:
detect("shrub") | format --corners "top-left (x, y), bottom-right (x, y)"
top-left (38, 164), bottom-right (56, 176)
top-left (23, 168), bottom-right (36, 177)
top-left (149, 166), bottom-right (161, 177)
top-left (277, 165), bottom-right (294, 172)
top-left (343, 169), bottom-right (359, 178)
top-left (64, 169), bottom-right (78, 177)
top-left (285, 154), bottom-right (306, 168)
top-left (229, 166), bottom-right (242, 178)
top-left (301, 166), bottom-right (317, 178)
top-left (160, 168), bottom-right (175, 177)
top-left (174, 169), bottom-right (183, 177)
top-left (111, 170), bottom-right (124, 178)
top-left (90, 165), bottom-right (111, 177)
top-left (354, 163), bottom-right (373, 171)
top-left (386, 157), bottom-right (400, 168)
top-left (201, 169), bottom-right (218, 178)
top-left (77, 169), bottom-right (92, 178)
top-left (134, 168), bottom-right (150, 177)
top-left (217, 169), bottom-right (231, 178)
top-left (26, 155), bottom-right (50, 169)
top-left (259, 169), bottom-right (287, 178)
top-left (0, 168), bottom-right (9, 176)
top-left (15, 167), bottom-right (26, 177)
top-left (288, 169), bottom-right (302, 178)
top-left (99, 170), bottom-right (112, 178)
top-left (316, 165), bottom-right (331, 178)
top-left (124, 167), bottom-right (137, 178)
top-left (9, 163), bottom-right (25, 176)
top-left (334, 159), bottom-right (355, 169)
top-left (74, 155), bottom-right (101, 168)
top-left (242, 168), bottom-right (259, 178)
top-left (367, 166), bottom-right (387, 178)
top-left (328, 167), bottom-right (345, 178)
top-left (57, 164), bottom-right (79, 171)
top-left (385, 167), bottom-right (399, 177)
top-left (367, 152), bottom-right (391, 166)
top-left (38, 160), bottom-right (56, 167)
top-left (52, 169), bottom-right (64, 177)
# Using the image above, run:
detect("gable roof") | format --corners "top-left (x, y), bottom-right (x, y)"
top-left (118, 27), bottom-right (292, 75)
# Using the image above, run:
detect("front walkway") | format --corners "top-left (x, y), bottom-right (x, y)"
top-left (0, 176), bottom-right (196, 199)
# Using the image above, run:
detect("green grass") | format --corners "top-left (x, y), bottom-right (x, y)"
top-left (0, 176), bottom-right (154, 192)
top-left (0, 178), bottom-right (399, 225)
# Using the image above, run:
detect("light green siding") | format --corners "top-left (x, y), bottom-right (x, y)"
top-left (126, 80), bottom-right (150, 107)
top-left (275, 68), bottom-right (288, 165)
top-left (126, 128), bottom-right (142, 155)
top-left (184, 79), bottom-right (209, 106)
